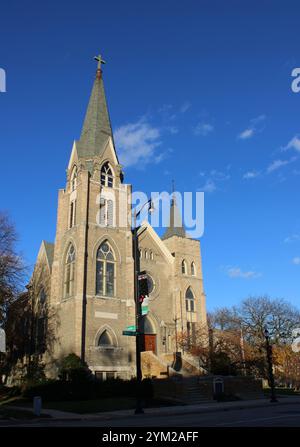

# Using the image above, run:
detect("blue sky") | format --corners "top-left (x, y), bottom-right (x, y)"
top-left (0, 0), bottom-right (300, 311)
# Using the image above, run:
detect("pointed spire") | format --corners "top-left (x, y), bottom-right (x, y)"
top-left (162, 183), bottom-right (186, 240)
top-left (77, 54), bottom-right (113, 159)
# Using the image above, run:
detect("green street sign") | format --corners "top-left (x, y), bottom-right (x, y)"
top-left (142, 305), bottom-right (149, 316)
top-left (122, 330), bottom-right (137, 336)
top-left (125, 325), bottom-right (136, 331)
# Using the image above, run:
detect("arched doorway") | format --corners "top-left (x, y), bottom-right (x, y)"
top-left (141, 315), bottom-right (157, 354)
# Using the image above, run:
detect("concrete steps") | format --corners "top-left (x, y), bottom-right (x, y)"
top-left (182, 377), bottom-right (212, 404)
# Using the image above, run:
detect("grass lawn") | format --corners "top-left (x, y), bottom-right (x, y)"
top-left (42, 397), bottom-right (137, 413)
top-left (1, 394), bottom-right (178, 414)
top-left (0, 406), bottom-right (50, 420)
top-left (33, 397), bottom-right (178, 414)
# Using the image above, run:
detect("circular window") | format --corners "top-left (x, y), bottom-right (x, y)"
top-left (101, 242), bottom-right (109, 253)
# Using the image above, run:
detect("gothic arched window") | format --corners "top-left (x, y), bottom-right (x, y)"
top-left (182, 259), bottom-right (187, 275)
top-left (185, 287), bottom-right (195, 312)
top-left (69, 200), bottom-right (76, 228)
top-left (191, 262), bottom-right (196, 276)
top-left (100, 162), bottom-right (114, 188)
top-left (99, 197), bottom-right (114, 227)
top-left (96, 241), bottom-right (116, 297)
top-left (64, 244), bottom-right (75, 298)
top-left (71, 166), bottom-right (77, 192)
top-left (98, 330), bottom-right (113, 347)
top-left (39, 288), bottom-right (46, 305)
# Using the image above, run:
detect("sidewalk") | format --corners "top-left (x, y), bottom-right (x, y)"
top-left (6, 395), bottom-right (300, 421)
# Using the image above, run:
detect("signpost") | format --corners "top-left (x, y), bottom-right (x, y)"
top-left (122, 331), bottom-right (136, 336)
top-left (141, 296), bottom-right (149, 316)
top-left (122, 325), bottom-right (136, 336)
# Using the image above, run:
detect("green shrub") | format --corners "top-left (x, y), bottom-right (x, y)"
top-left (22, 376), bottom-right (153, 402)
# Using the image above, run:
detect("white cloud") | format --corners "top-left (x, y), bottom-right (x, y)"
top-left (226, 267), bottom-right (262, 279)
top-left (267, 157), bottom-right (296, 173)
top-left (243, 170), bottom-right (260, 179)
top-left (238, 114), bottom-right (266, 140)
top-left (154, 150), bottom-right (170, 164)
top-left (194, 122), bottom-right (214, 136)
top-left (166, 126), bottom-right (179, 134)
top-left (283, 135), bottom-right (300, 153)
top-left (292, 257), bottom-right (300, 265)
top-left (284, 234), bottom-right (300, 243)
top-left (199, 179), bottom-right (217, 193)
top-left (115, 119), bottom-right (162, 168)
top-left (158, 104), bottom-right (176, 121)
top-left (210, 169), bottom-right (230, 181)
top-left (251, 114), bottom-right (266, 124)
top-left (198, 169), bottom-right (230, 193)
top-left (180, 101), bottom-right (191, 113)
top-left (238, 128), bottom-right (254, 140)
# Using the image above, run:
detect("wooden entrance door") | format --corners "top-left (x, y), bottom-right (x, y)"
top-left (144, 334), bottom-right (156, 353)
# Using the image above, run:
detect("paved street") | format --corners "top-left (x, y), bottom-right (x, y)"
top-left (0, 400), bottom-right (300, 427)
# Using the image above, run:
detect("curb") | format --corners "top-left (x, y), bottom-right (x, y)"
top-left (38, 397), bottom-right (300, 422)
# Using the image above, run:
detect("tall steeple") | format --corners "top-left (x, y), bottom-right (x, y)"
top-left (77, 54), bottom-right (114, 159)
top-left (162, 183), bottom-right (186, 240)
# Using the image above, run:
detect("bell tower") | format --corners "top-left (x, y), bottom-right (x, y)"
top-left (49, 56), bottom-right (136, 379)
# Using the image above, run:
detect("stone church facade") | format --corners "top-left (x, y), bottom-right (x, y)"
top-left (31, 61), bottom-right (207, 380)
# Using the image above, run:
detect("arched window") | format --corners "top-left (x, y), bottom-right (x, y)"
top-left (100, 162), bottom-right (114, 187)
top-left (64, 244), bottom-right (75, 298)
top-left (191, 262), bottom-right (196, 276)
top-left (99, 197), bottom-right (114, 227)
top-left (96, 241), bottom-right (116, 297)
top-left (69, 200), bottom-right (76, 228)
top-left (182, 259), bottom-right (187, 275)
top-left (185, 287), bottom-right (195, 312)
top-left (39, 288), bottom-right (46, 305)
top-left (145, 250), bottom-right (148, 260)
top-left (150, 251), bottom-right (154, 261)
top-left (98, 330), bottom-right (114, 347)
top-left (71, 166), bottom-right (77, 192)
top-left (142, 315), bottom-right (156, 334)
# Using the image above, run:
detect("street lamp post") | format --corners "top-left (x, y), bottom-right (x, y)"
top-left (264, 327), bottom-right (278, 403)
top-left (132, 199), bottom-right (154, 415)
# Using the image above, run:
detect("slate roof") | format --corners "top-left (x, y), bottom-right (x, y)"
top-left (76, 70), bottom-right (113, 159)
top-left (161, 196), bottom-right (186, 240)
top-left (43, 241), bottom-right (54, 270)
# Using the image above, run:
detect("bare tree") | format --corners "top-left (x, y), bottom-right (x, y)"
top-left (239, 296), bottom-right (300, 346)
top-left (0, 212), bottom-right (26, 326)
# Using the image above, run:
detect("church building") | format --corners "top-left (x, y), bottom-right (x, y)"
top-left (31, 57), bottom-right (207, 380)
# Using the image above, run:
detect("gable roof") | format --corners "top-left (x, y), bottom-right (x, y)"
top-left (42, 241), bottom-right (54, 271)
top-left (138, 221), bottom-right (174, 264)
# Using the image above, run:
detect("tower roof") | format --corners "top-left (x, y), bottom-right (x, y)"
top-left (77, 57), bottom-right (114, 159)
top-left (161, 193), bottom-right (186, 240)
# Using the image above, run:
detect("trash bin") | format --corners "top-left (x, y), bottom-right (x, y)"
top-left (33, 396), bottom-right (42, 416)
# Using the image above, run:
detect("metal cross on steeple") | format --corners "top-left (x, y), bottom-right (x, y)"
top-left (94, 54), bottom-right (106, 70)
